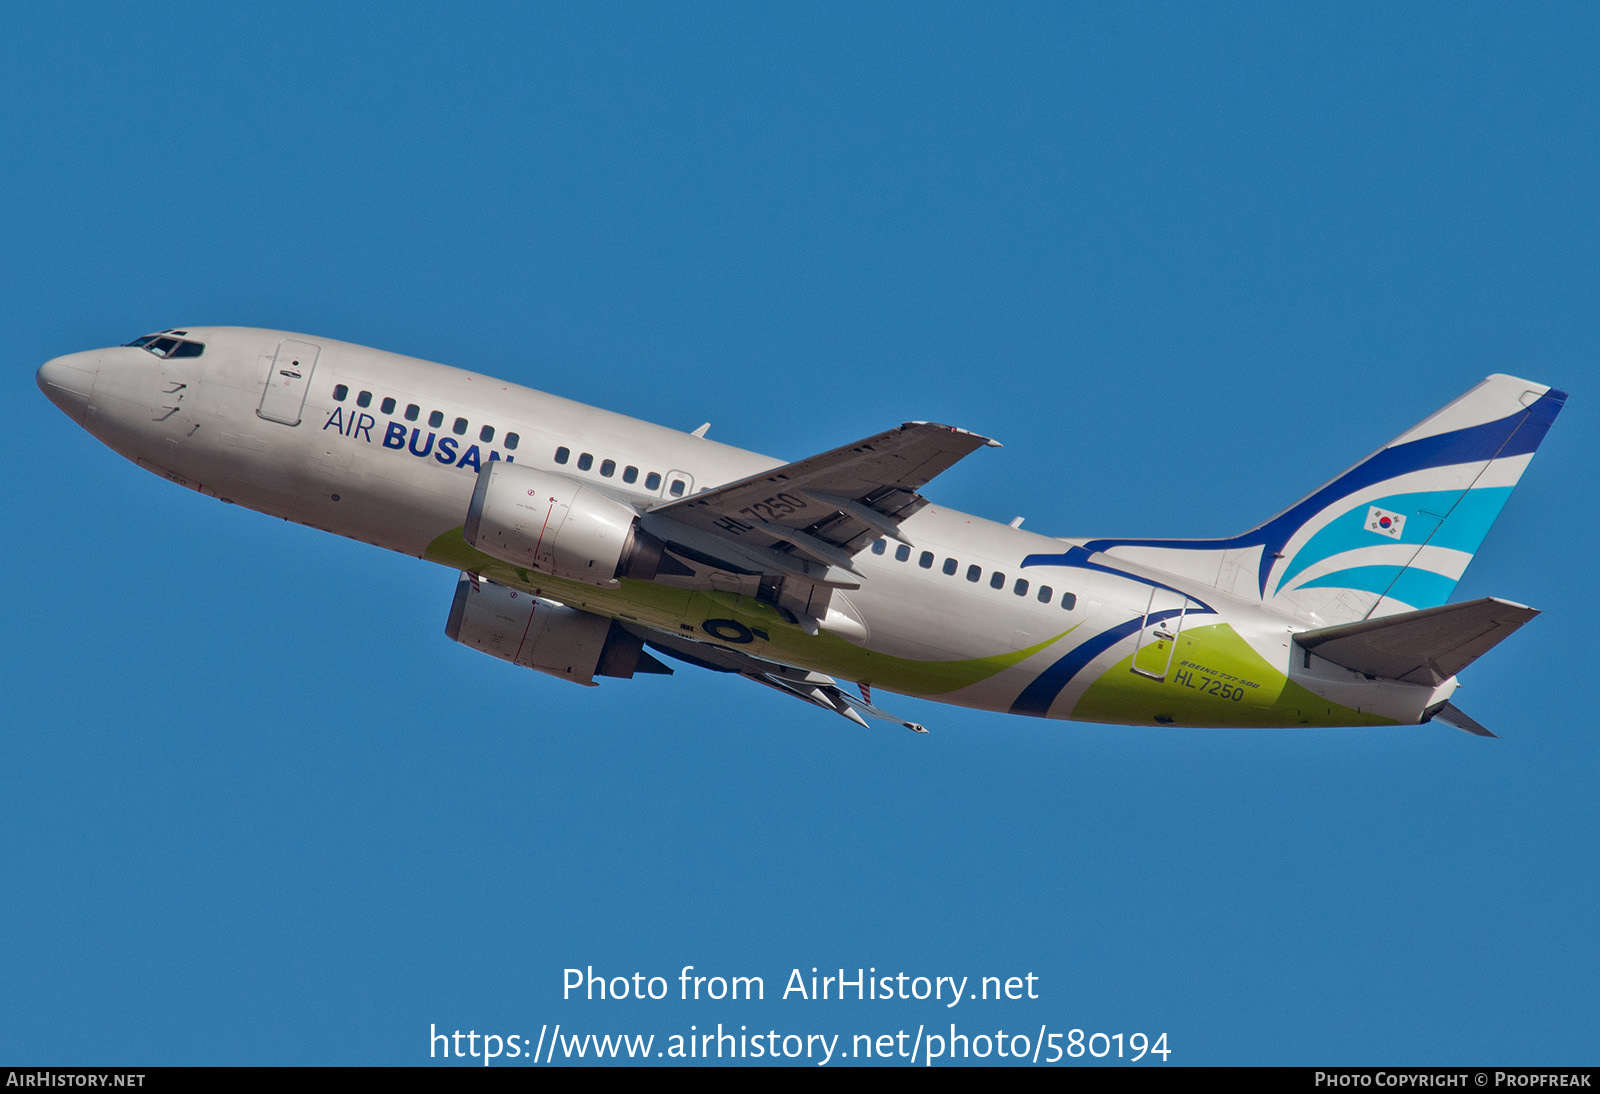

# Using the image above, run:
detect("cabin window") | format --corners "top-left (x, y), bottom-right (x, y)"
top-left (505, 432), bottom-right (519, 450)
top-left (943, 558), bottom-right (958, 576)
top-left (428, 410), bottom-right (444, 428)
top-left (990, 571), bottom-right (1005, 589)
top-left (1037, 585), bottom-right (1053, 604)
top-left (1061, 592), bottom-right (1077, 610)
top-left (919, 551), bottom-right (934, 569)
top-left (405, 404), bottom-right (419, 421)
top-left (555, 447), bottom-right (570, 464)
top-left (332, 384), bottom-right (348, 401)
top-left (1013, 578), bottom-right (1029, 597)
top-left (623, 465), bottom-right (638, 484)
top-left (380, 397), bottom-right (396, 415)
top-left (600, 459), bottom-right (616, 477)
top-left (357, 391), bottom-right (372, 408)
top-left (871, 539), bottom-right (887, 555)
top-left (669, 479), bottom-right (686, 497)
top-left (966, 564), bottom-right (981, 582)
top-left (479, 425), bottom-right (494, 443)
top-left (577, 452), bottom-right (593, 471)
top-left (453, 417), bottom-right (468, 436)
top-left (645, 472), bottom-right (662, 491)
top-left (895, 544), bottom-right (911, 562)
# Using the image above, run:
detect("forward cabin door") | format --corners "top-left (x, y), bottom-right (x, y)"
top-left (257, 339), bottom-right (321, 426)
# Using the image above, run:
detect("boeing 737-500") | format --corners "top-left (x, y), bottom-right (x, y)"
top-left (37, 328), bottom-right (1565, 736)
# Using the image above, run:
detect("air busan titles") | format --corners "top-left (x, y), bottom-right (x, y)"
top-left (37, 327), bottom-right (1565, 736)
top-left (323, 406), bottom-right (518, 472)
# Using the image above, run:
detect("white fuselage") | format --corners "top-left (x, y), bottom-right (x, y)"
top-left (38, 327), bottom-right (1450, 728)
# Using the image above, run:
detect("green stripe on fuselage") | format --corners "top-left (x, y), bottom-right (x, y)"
top-left (1071, 623), bottom-right (1394, 728)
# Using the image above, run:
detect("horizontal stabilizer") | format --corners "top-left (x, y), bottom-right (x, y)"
top-left (1426, 701), bottom-right (1498, 738)
top-left (1295, 596), bottom-right (1539, 686)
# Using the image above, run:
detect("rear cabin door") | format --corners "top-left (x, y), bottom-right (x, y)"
top-left (257, 339), bottom-right (321, 426)
top-left (1131, 587), bottom-right (1192, 681)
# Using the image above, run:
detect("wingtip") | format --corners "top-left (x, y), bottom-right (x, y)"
top-left (905, 421), bottom-right (1002, 448)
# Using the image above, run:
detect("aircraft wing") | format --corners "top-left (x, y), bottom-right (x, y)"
top-left (634, 626), bottom-right (928, 733)
top-left (641, 421), bottom-right (998, 588)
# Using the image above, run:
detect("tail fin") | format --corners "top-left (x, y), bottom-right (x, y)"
top-left (1259, 375), bottom-right (1563, 621)
top-left (1083, 375), bottom-right (1566, 625)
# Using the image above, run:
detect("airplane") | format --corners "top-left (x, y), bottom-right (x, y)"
top-left (37, 327), bottom-right (1565, 737)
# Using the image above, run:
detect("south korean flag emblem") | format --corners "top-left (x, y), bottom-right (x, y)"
top-left (1366, 505), bottom-right (1406, 539)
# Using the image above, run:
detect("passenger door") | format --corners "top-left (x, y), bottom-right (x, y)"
top-left (257, 339), bottom-right (321, 426)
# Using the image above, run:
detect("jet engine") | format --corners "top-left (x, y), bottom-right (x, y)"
top-left (444, 573), bottom-right (671, 685)
top-left (464, 461), bottom-right (666, 586)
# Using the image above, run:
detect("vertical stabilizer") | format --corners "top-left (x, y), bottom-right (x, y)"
top-left (1077, 375), bottom-right (1565, 626)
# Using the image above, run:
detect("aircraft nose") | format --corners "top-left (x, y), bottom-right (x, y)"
top-left (36, 350), bottom-right (101, 423)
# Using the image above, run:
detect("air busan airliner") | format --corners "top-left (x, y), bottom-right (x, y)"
top-left (37, 328), bottom-right (1565, 736)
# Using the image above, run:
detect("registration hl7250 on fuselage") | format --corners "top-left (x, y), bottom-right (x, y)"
top-left (36, 328), bottom-right (1565, 736)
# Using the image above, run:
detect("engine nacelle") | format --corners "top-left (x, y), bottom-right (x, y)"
top-left (444, 574), bottom-right (671, 686)
top-left (464, 461), bottom-right (663, 586)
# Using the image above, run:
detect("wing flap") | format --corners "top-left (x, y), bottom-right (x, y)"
top-left (637, 421), bottom-right (997, 616)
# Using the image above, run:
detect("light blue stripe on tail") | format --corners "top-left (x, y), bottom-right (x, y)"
top-left (1064, 375), bottom-right (1565, 625)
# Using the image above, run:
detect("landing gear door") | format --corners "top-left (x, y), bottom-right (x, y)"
top-left (258, 339), bottom-right (321, 426)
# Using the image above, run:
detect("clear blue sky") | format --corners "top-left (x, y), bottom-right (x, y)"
top-left (4, 2), bottom-right (1596, 1066)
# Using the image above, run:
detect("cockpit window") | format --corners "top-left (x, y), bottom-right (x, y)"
top-left (124, 332), bottom-right (205, 359)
